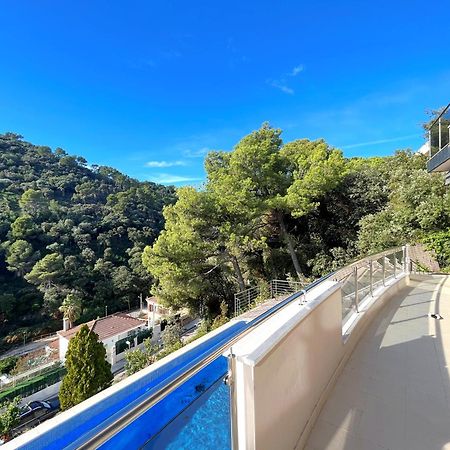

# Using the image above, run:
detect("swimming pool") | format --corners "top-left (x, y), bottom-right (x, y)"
top-left (98, 357), bottom-right (229, 449)
top-left (143, 377), bottom-right (230, 450)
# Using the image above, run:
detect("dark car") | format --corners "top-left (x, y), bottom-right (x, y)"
top-left (14, 399), bottom-right (59, 433)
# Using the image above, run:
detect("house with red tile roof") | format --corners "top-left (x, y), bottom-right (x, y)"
top-left (57, 313), bottom-right (149, 366)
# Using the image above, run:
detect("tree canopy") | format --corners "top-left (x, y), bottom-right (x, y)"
top-left (143, 124), bottom-right (398, 316)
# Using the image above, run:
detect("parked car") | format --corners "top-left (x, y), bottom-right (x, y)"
top-left (13, 399), bottom-right (60, 433)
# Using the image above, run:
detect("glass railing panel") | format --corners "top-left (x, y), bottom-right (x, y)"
top-left (372, 258), bottom-right (384, 289)
top-left (429, 104), bottom-right (450, 157)
top-left (356, 263), bottom-right (372, 303)
top-left (341, 272), bottom-right (356, 320)
top-left (385, 254), bottom-right (396, 281)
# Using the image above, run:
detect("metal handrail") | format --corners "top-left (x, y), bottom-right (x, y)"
top-left (75, 246), bottom-right (410, 449)
top-left (332, 246), bottom-right (404, 282)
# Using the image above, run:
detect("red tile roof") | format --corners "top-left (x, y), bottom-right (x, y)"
top-left (58, 313), bottom-right (145, 341)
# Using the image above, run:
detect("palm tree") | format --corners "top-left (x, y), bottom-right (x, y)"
top-left (59, 293), bottom-right (82, 328)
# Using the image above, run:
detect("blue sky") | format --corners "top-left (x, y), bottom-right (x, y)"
top-left (0, 0), bottom-right (449, 185)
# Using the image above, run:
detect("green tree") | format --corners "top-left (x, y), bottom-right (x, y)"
top-left (25, 253), bottom-right (64, 290)
top-left (124, 339), bottom-right (157, 375)
top-left (143, 187), bottom-right (239, 314)
top-left (59, 325), bottom-right (112, 410)
top-left (59, 292), bottom-right (83, 328)
top-left (10, 216), bottom-right (39, 240)
top-left (0, 132), bottom-right (174, 346)
top-left (5, 240), bottom-right (39, 276)
top-left (19, 189), bottom-right (49, 218)
top-left (358, 151), bottom-right (447, 254)
top-left (206, 124), bottom-right (346, 280)
top-left (0, 397), bottom-right (21, 440)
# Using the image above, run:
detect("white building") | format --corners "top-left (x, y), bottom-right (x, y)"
top-left (57, 313), bottom-right (148, 366)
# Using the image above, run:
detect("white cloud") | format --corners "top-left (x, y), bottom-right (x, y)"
top-left (145, 160), bottom-right (186, 168)
top-left (341, 134), bottom-right (421, 149)
top-left (290, 65), bottom-right (304, 76)
top-left (148, 173), bottom-right (203, 185)
top-left (268, 63), bottom-right (304, 95)
top-left (269, 81), bottom-right (295, 95)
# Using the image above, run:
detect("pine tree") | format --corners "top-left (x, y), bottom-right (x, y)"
top-left (59, 325), bottom-right (113, 410)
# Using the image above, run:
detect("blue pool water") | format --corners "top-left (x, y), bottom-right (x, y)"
top-left (99, 357), bottom-right (229, 449)
top-left (143, 378), bottom-right (230, 450)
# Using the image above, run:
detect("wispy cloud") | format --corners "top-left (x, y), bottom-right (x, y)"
top-left (341, 134), bottom-right (422, 149)
top-left (268, 63), bottom-right (304, 95)
top-left (290, 65), bottom-right (304, 76)
top-left (145, 160), bottom-right (187, 168)
top-left (148, 173), bottom-right (203, 185)
top-left (269, 81), bottom-right (294, 95)
top-left (182, 147), bottom-right (211, 158)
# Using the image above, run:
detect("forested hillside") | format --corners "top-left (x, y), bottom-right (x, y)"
top-left (2, 112), bottom-right (448, 347)
top-left (0, 133), bottom-right (175, 346)
top-left (143, 121), bottom-right (449, 319)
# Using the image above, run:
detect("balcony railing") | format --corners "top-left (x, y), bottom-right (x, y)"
top-left (427, 103), bottom-right (450, 172)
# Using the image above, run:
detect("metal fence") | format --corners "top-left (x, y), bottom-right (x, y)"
top-left (270, 279), bottom-right (304, 299)
top-left (234, 279), bottom-right (305, 317)
top-left (234, 285), bottom-right (265, 317)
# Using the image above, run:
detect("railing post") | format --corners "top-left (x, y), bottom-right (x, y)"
top-left (404, 244), bottom-right (411, 275)
top-left (227, 349), bottom-right (238, 450)
top-left (369, 260), bottom-right (373, 296)
top-left (270, 280), bottom-right (274, 299)
top-left (393, 254), bottom-right (396, 279)
top-left (354, 266), bottom-right (359, 313)
top-left (382, 256), bottom-right (386, 285)
top-left (428, 130), bottom-right (432, 158)
top-left (234, 293), bottom-right (238, 317)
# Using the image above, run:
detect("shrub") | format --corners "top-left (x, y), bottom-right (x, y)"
top-left (0, 397), bottom-right (21, 440)
top-left (0, 357), bottom-right (18, 375)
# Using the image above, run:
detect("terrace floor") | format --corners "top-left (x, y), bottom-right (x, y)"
top-left (306, 275), bottom-right (450, 450)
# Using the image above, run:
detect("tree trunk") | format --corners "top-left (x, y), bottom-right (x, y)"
top-left (277, 211), bottom-right (304, 281)
top-left (229, 254), bottom-right (246, 291)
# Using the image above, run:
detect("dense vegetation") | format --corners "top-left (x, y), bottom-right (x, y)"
top-left (144, 119), bottom-right (449, 318)
top-left (0, 133), bottom-right (175, 347)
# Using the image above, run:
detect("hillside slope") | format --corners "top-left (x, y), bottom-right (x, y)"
top-left (0, 132), bottom-right (175, 347)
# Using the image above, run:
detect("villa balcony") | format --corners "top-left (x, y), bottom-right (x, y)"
top-left (427, 103), bottom-right (450, 174)
top-left (428, 143), bottom-right (450, 172)
top-left (6, 246), bottom-right (449, 450)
